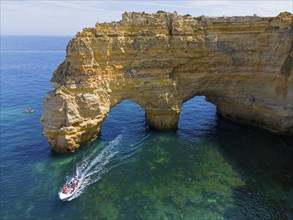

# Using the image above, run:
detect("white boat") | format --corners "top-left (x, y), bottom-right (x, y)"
top-left (58, 176), bottom-right (84, 201)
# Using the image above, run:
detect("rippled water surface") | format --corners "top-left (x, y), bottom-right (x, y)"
top-left (1, 36), bottom-right (293, 219)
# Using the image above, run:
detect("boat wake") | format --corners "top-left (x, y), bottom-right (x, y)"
top-left (66, 133), bottom-right (149, 201)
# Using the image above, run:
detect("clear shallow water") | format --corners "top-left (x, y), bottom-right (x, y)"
top-left (1, 36), bottom-right (293, 219)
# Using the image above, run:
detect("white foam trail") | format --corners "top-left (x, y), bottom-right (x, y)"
top-left (66, 133), bottom-right (150, 201)
top-left (76, 135), bottom-right (122, 177)
top-left (67, 135), bottom-right (122, 200)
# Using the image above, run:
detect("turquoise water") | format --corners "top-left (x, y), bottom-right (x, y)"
top-left (1, 36), bottom-right (292, 219)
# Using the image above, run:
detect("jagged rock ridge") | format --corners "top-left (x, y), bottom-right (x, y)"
top-left (41, 12), bottom-right (293, 152)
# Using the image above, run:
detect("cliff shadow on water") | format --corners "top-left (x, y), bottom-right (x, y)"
top-left (212, 116), bottom-right (293, 219)
top-left (176, 96), bottom-right (293, 219)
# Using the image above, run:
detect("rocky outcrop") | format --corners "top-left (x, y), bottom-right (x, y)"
top-left (41, 12), bottom-right (293, 152)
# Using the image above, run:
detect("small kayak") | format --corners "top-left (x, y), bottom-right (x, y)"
top-left (22, 109), bottom-right (34, 113)
top-left (58, 175), bottom-right (84, 201)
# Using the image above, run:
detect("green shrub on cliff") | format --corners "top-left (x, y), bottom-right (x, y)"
top-left (157, 10), bottom-right (166, 13)
top-left (278, 11), bottom-right (291, 17)
top-left (198, 15), bottom-right (206, 22)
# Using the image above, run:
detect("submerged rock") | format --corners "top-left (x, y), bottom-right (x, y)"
top-left (41, 12), bottom-right (293, 152)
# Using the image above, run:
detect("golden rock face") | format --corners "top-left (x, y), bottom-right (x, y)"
top-left (41, 12), bottom-right (293, 152)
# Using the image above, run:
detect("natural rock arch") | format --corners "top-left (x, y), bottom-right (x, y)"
top-left (41, 12), bottom-right (293, 152)
top-left (100, 99), bottom-right (146, 137)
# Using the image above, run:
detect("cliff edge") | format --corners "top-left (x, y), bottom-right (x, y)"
top-left (41, 12), bottom-right (293, 152)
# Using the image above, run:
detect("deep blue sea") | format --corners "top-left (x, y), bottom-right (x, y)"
top-left (1, 36), bottom-right (293, 219)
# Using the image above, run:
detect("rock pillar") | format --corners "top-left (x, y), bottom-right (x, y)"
top-left (146, 109), bottom-right (180, 130)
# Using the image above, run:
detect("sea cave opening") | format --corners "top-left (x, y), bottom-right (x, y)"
top-left (177, 96), bottom-right (217, 140)
top-left (100, 99), bottom-right (147, 141)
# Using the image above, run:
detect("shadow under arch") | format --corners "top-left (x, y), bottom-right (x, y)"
top-left (100, 99), bottom-right (148, 141)
top-left (210, 116), bottom-right (293, 219)
top-left (177, 95), bottom-right (293, 218)
top-left (177, 97), bottom-right (293, 218)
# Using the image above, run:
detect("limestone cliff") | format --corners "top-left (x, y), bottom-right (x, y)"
top-left (41, 12), bottom-right (293, 152)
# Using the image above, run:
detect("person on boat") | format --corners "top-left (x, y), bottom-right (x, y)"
top-left (63, 184), bottom-right (69, 194)
top-left (64, 183), bottom-right (70, 194)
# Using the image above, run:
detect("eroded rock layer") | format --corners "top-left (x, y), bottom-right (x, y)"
top-left (42, 12), bottom-right (293, 152)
